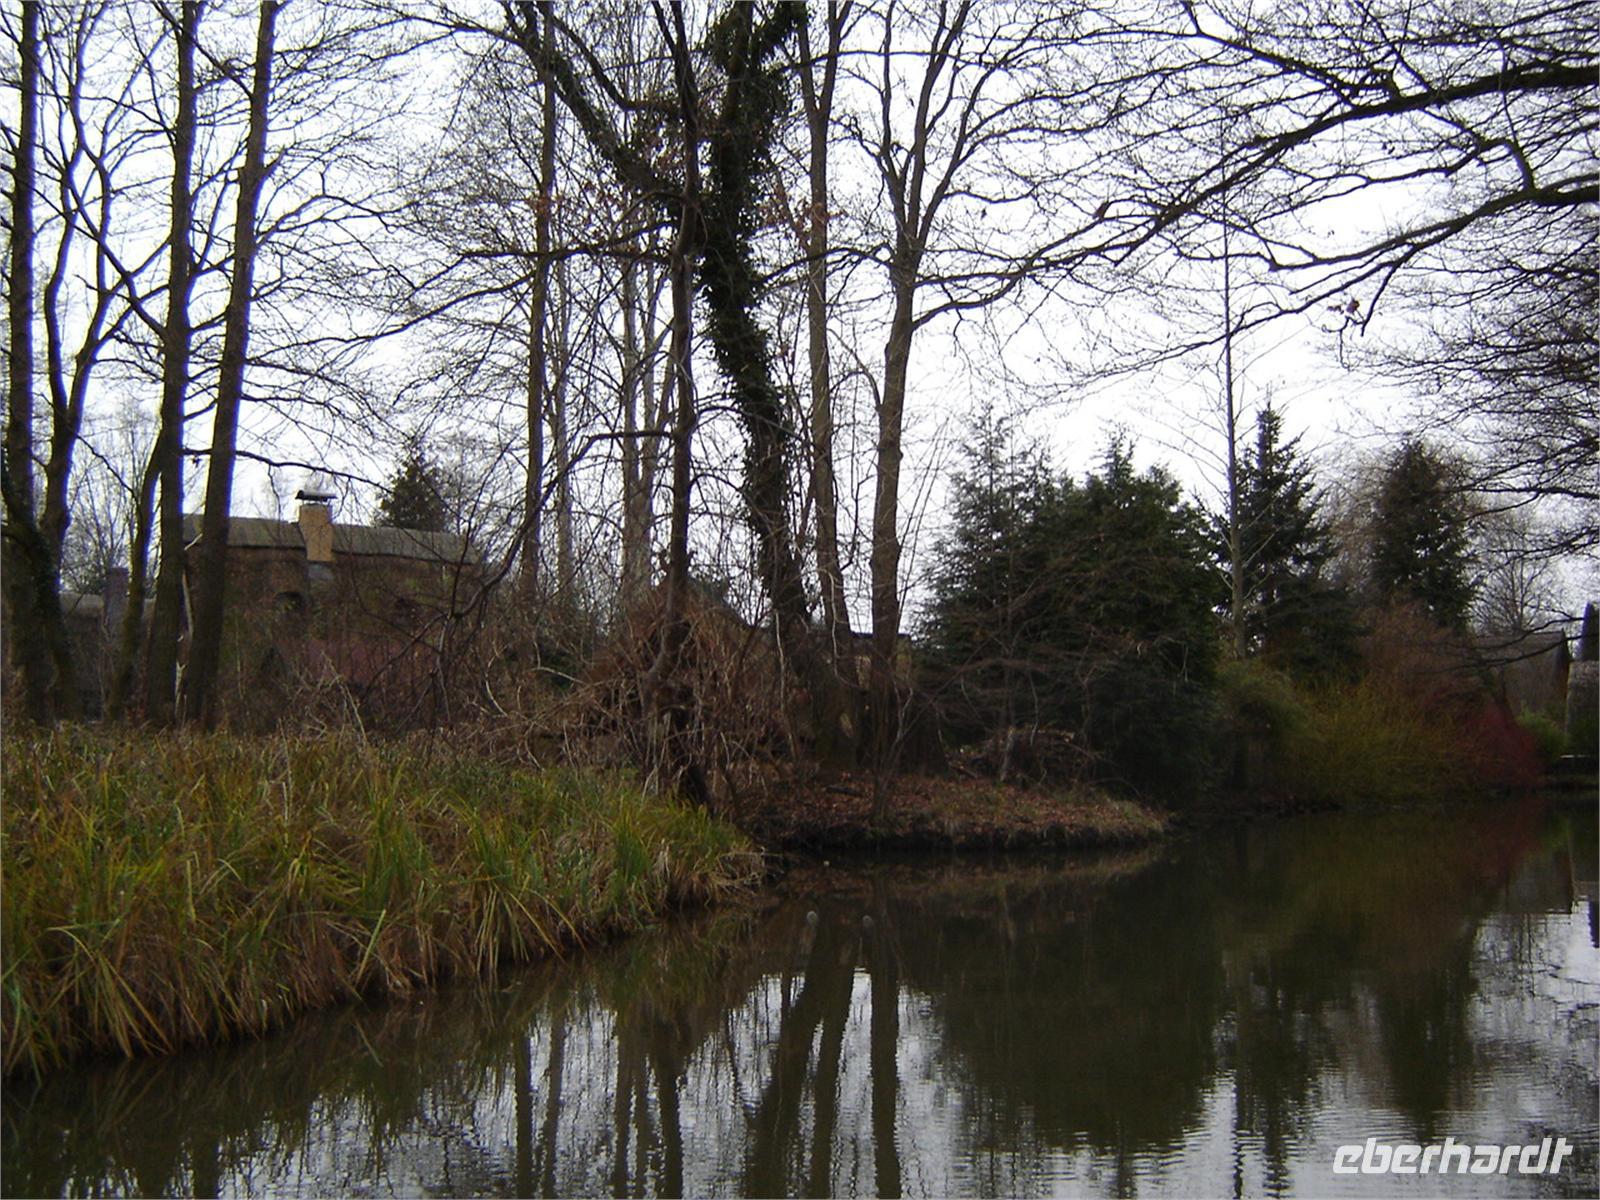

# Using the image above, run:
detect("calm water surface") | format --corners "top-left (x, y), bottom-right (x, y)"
top-left (4, 799), bottom-right (1596, 1197)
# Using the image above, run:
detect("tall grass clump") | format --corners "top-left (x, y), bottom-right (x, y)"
top-left (1, 728), bottom-right (758, 1077)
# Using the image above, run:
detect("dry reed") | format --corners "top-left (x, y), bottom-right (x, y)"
top-left (1, 727), bottom-right (759, 1076)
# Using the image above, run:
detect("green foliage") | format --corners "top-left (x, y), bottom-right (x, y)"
top-left (924, 426), bottom-right (1221, 797)
top-left (921, 407), bottom-right (1056, 737)
top-left (1216, 658), bottom-right (1309, 749)
top-left (0, 728), bottom-right (757, 1076)
top-left (1226, 405), bottom-right (1359, 677)
top-left (1515, 708), bottom-right (1567, 766)
top-left (376, 434), bottom-right (450, 533)
top-left (1369, 438), bottom-right (1476, 628)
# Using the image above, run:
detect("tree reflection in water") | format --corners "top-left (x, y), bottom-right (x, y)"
top-left (4, 802), bottom-right (1595, 1198)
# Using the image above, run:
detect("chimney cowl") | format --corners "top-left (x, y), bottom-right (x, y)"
top-left (295, 470), bottom-right (337, 504)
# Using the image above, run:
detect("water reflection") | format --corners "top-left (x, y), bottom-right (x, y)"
top-left (4, 801), bottom-right (1595, 1198)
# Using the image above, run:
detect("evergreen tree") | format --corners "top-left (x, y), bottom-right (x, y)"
top-left (1044, 442), bottom-right (1221, 795)
top-left (1370, 438), bottom-right (1476, 628)
top-left (923, 407), bottom-right (1056, 743)
top-left (1227, 405), bottom-right (1358, 676)
top-left (377, 435), bottom-right (450, 533)
top-left (1040, 441), bottom-right (1220, 683)
top-left (924, 434), bottom-right (1221, 795)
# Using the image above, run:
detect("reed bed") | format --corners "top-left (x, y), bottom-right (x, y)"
top-left (1, 727), bottom-right (759, 1077)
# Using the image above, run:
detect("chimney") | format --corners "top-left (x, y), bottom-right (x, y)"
top-left (295, 471), bottom-right (337, 565)
top-left (103, 567), bottom-right (129, 635)
top-left (297, 501), bottom-right (334, 564)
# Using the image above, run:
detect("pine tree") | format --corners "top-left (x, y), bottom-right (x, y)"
top-left (1229, 405), bottom-right (1357, 676)
top-left (377, 435), bottom-right (450, 533)
top-left (1370, 438), bottom-right (1476, 628)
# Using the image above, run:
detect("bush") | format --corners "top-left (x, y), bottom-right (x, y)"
top-left (1213, 659), bottom-right (1312, 792)
top-left (1216, 659), bottom-right (1309, 746)
top-left (1279, 680), bottom-right (1470, 806)
top-left (1515, 709), bottom-right (1567, 766)
top-left (1271, 679), bottom-right (1542, 806)
top-left (1457, 701), bottom-right (1542, 791)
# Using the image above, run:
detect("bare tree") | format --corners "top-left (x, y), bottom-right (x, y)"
top-left (644, 0), bottom-right (709, 801)
top-left (617, 238), bottom-right (669, 608)
top-left (1106, 0), bottom-right (1595, 551)
top-left (837, 0), bottom-right (1127, 797)
top-left (1, 0), bottom-right (66, 722)
top-left (4, 1), bottom-right (170, 721)
top-left (519, 0), bottom-right (558, 602)
top-left (142, 0), bottom-right (203, 724)
top-left (795, 1), bottom-right (858, 755)
top-left (183, 0), bottom-right (279, 726)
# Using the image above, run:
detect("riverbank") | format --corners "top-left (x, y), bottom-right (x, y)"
top-left (0, 729), bottom-right (759, 1077)
top-left (737, 771), bottom-right (1169, 851)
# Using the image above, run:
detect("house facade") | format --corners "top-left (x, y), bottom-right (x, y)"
top-left (176, 501), bottom-right (481, 724)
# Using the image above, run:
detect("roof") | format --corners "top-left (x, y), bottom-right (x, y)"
top-left (180, 514), bottom-right (476, 564)
top-left (59, 592), bottom-right (104, 620)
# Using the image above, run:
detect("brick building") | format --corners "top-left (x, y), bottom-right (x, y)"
top-left (176, 499), bottom-right (481, 723)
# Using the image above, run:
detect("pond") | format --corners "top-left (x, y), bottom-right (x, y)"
top-left (4, 798), bottom-right (1596, 1198)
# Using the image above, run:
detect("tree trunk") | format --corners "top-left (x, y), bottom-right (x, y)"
top-left (1222, 227), bottom-right (1247, 659)
top-left (800, 2), bottom-right (851, 662)
top-left (521, 0), bottom-right (557, 602)
top-left (869, 260), bottom-right (916, 810)
top-left (697, 2), bottom-right (828, 755)
top-left (552, 255), bottom-right (575, 612)
top-left (144, 0), bottom-right (201, 724)
top-left (799, 2), bottom-right (859, 762)
top-left (523, 289), bottom-right (546, 600)
top-left (864, 4), bottom-right (967, 807)
top-left (3, 0), bottom-right (44, 713)
top-left (2, 2), bottom-right (77, 723)
top-left (106, 454), bottom-right (158, 718)
top-left (618, 252), bottom-right (657, 607)
top-left (182, 0), bottom-right (278, 727)
top-left (639, 1), bottom-right (708, 806)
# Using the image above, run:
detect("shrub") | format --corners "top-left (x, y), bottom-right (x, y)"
top-left (1516, 709), bottom-right (1568, 766)
top-left (1279, 679), bottom-right (1470, 806)
top-left (1457, 701), bottom-right (1542, 791)
top-left (1216, 659), bottom-right (1309, 748)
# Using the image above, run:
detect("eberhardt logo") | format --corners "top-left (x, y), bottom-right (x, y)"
top-left (1332, 1136), bottom-right (1574, 1177)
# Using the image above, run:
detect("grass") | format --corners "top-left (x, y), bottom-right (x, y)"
top-left (1, 727), bottom-right (759, 1077)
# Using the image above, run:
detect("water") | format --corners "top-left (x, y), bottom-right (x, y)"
top-left (4, 798), bottom-right (1596, 1198)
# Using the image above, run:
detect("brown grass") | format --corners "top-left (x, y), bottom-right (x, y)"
top-left (1, 727), bottom-right (759, 1076)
